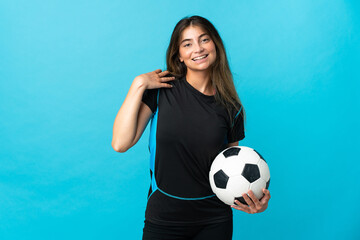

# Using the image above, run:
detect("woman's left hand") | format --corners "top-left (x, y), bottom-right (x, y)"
top-left (231, 188), bottom-right (271, 214)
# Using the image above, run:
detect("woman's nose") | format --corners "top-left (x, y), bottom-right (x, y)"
top-left (194, 43), bottom-right (204, 53)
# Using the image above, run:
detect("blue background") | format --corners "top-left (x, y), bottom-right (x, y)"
top-left (1, 0), bottom-right (359, 239)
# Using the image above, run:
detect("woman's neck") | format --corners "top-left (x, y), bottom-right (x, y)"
top-left (186, 70), bottom-right (215, 96)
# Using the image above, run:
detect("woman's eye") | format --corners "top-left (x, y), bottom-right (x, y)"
top-left (184, 43), bottom-right (191, 47)
top-left (202, 38), bottom-right (209, 42)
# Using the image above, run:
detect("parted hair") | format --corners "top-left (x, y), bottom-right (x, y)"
top-left (166, 15), bottom-right (245, 123)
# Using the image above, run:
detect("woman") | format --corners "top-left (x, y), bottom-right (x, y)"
top-left (112, 15), bottom-right (271, 240)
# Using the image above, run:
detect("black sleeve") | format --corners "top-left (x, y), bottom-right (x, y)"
top-left (227, 106), bottom-right (245, 143)
top-left (141, 88), bottom-right (158, 113)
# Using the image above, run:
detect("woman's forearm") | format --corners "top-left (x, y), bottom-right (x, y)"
top-left (112, 77), bottom-right (147, 152)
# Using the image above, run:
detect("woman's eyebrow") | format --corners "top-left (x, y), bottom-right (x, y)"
top-left (180, 33), bottom-right (208, 44)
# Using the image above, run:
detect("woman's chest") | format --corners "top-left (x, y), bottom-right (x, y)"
top-left (156, 95), bottom-right (229, 150)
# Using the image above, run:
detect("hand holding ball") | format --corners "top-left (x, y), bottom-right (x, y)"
top-left (209, 146), bottom-right (270, 206)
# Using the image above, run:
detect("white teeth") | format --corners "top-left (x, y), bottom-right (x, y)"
top-left (193, 55), bottom-right (207, 61)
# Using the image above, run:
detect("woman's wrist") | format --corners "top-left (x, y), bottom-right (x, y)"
top-left (133, 76), bottom-right (148, 91)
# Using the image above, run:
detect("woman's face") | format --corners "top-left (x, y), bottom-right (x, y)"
top-left (178, 25), bottom-right (216, 73)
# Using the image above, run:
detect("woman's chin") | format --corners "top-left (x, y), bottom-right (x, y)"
top-left (187, 64), bottom-right (213, 72)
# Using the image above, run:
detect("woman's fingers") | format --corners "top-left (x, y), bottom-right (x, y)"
top-left (231, 200), bottom-right (250, 213)
top-left (247, 190), bottom-right (262, 210)
top-left (157, 70), bottom-right (169, 77)
top-left (161, 83), bottom-right (173, 88)
top-left (157, 69), bottom-right (175, 82)
top-left (242, 193), bottom-right (255, 209)
top-left (140, 69), bottom-right (175, 89)
top-left (232, 189), bottom-right (271, 214)
top-left (154, 70), bottom-right (175, 81)
top-left (160, 76), bottom-right (176, 82)
top-left (260, 189), bottom-right (271, 204)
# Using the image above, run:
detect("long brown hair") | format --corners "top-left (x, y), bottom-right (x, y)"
top-left (166, 15), bottom-right (246, 123)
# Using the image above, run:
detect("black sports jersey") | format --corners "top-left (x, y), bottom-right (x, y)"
top-left (141, 76), bottom-right (245, 226)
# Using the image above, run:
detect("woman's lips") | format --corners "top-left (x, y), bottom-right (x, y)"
top-left (192, 54), bottom-right (208, 63)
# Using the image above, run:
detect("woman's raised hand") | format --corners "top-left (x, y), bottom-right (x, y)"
top-left (136, 69), bottom-right (176, 90)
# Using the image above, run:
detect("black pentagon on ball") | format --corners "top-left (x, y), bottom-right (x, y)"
top-left (223, 147), bottom-right (241, 158)
top-left (241, 164), bottom-right (260, 183)
top-left (214, 170), bottom-right (229, 189)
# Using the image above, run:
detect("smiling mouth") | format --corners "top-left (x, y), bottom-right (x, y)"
top-left (192, 54), bottom-right (208, 61)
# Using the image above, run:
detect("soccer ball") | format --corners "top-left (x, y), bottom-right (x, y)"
top-left (209, 146), bottom-right (270, 205)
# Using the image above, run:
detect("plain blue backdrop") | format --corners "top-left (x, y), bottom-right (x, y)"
top-left (1, 0), bottom-right (359, 239)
